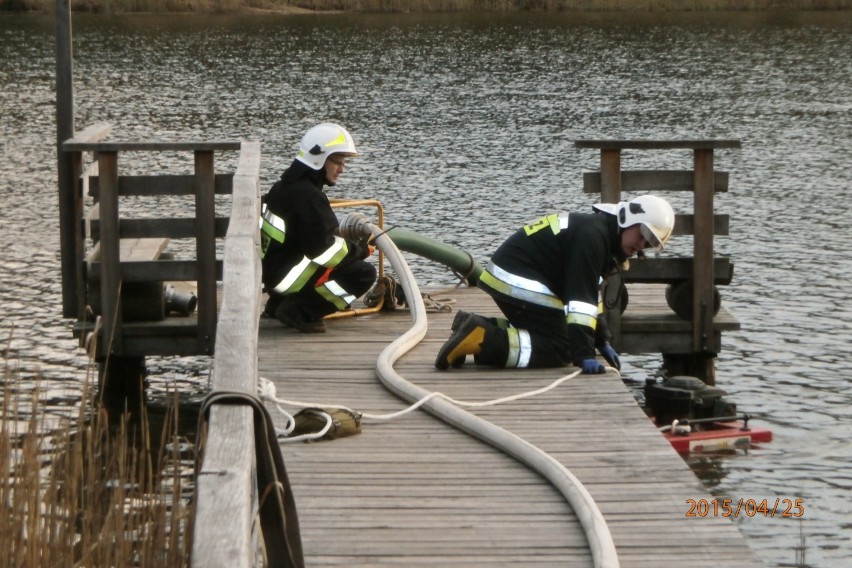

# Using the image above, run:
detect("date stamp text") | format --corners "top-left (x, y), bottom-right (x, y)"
top-left (685, 498), bottom-right (805, 518)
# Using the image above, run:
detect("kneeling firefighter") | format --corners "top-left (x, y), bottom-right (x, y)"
top-left (260, 123), bottom-right (377, 333)
top-left (435, 195), bottom-right (675, 373)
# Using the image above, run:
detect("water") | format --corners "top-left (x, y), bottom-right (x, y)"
top-left (2, 10), bottom-right (851, 566)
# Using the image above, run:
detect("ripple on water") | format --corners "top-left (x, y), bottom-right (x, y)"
top-left (2, 12), bottom-right (851, 565)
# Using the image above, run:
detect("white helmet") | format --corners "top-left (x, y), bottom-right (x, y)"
top-left (616, 195), bottom-right (675, 252)
top-left (295, 123), bottom-right (359, 170)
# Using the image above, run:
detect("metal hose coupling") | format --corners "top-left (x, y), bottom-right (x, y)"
top-left (337, 212), bottom-right (373, 241)
top-left (164, 285), bottom-right (198, 317)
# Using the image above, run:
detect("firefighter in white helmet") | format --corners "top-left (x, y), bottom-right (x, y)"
top-left (260, 123), bottom-right (376, 333)
top-left (435, 195), bottom-right (675, 373)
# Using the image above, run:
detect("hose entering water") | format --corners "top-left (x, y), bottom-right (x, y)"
top-left (368, 222), bottom-right (620, 568)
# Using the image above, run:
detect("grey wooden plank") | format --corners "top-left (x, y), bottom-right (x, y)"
top-left (574, 139), bottom-right (741, 150)
top-left (191, 405), bottom-right (257, 568)
top-left (255, 286), bottom-right (760, 567)
top-left (582, 170), bottom-right (730, 194)
top-left (63, 140), bottom-right (242, 152)
top-left (192, 141), bottom-right (262, 567)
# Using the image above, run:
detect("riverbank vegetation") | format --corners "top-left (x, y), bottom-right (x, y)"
top-left (0, 360), bottom-right (192, 566)
top-left (3, 0), bottom-right (850, 14)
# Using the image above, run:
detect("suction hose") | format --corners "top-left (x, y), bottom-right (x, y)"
top-left (368, 222), bottom-right (620, 568)
top-left (385, 227), bottom-right (482, 286)
top-left (338, 213), bottom-right (482, 286)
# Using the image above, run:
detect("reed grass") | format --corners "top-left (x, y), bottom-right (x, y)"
top-left (4, 0), bottom-right (850, 14)
top-left (0, 356), bottom-right (193, 567)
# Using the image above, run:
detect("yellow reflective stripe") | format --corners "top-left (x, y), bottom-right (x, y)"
top-left (566, 300), bottom-right (598, 330)
top-left (313, 236), bottom-right (349, 268)
top-left (315, 279), bottom-right (356, 310)
top-left (566, 312), bottom-right (597, 329)
top-left (324, 132), bottom-right (347, 149)
top-left (259, 207), bottom-right (286, 259)
top-left (261, 209), bottom-right (286, 236)
top-left (272, 256), bottom-right (320, 294)
top-left (506, 327), bottom-right (520, 367)
top-left (479, 263), bottom-right (562, 310)
top-left (260, 218), bottom-right (286, 244)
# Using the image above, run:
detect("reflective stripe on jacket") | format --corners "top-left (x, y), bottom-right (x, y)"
top-left (260, 161), bottom-right (363, 295)
top-left (478, 210), bottom-right (624, 363)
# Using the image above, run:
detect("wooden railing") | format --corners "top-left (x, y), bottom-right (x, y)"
top-left (61, 129), bottom-right (245, 359)
top-left (59, 128), bottom-right (265, 560)
top-left (191, 141), bottom-right (263, 567)
top-left (575, 139), bottom-right (741, 383)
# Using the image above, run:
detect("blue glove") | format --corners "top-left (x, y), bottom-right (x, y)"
top-left (580, 358), bottom-right (605, 374)
top-left (597, 342), bottom-right (621, 371)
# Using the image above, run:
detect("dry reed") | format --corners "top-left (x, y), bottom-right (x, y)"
top-left (0, 356), bottom-right (193, 567)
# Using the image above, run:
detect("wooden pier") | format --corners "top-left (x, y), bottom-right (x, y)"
top-left (51, 4), bottom-right (759, 563)
top-left (250, 286), bottom-right (760, 567)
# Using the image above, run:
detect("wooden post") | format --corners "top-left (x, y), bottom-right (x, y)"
top-left (692, 149), bottom-right (715, 358)
top-left (195, 150), bottom-right (217, 354)
top-left (599, 149), bottom-right (623, 350)
top-left (98, 355), bottom-right (147, 429)
top-left (599, 149), bottom-right (621, 203)
top-left (97, 151), bottom-right (122, 355)
top-left (55, 0), bottom-right (79, 319)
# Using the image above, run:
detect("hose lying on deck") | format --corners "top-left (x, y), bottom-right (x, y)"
top-left (368, 222), bottom-right (620, 568)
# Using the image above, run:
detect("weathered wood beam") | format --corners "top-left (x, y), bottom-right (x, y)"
top-left (583, 170), bottom-right (729, 193)
top-left (88, 173), bottom-right (234, 198)
top-left (575, 139), bottom-right (741, 150)
top-left (192, 141), bottom-right (262, 567)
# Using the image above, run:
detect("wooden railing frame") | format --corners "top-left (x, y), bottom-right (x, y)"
top-left (575, 139), bottom-right (741, 356)
top-left (61, 135), bottom-right (242, 357)
top-left (55, 4), bottom-right (264, 561)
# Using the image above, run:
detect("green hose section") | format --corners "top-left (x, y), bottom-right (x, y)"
top-left (386, 227), bottom-right (482, 286)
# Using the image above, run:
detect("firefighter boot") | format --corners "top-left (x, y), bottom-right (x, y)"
top-left (435, 316), bottom-right (487, 370)
top-left (275, 297), bottom-right (327, 333)
top-left (447, 311), bottom-right (493, 368)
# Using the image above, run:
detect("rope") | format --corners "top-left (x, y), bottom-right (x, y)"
top-left (422, 294), bottom-right (455, 312)
top-left (259, 368), bottom-right (583, 426)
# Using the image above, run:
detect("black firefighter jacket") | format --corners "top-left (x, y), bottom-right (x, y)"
top-left (260, 161), bottom-right (369, 294)
top-left (483, 210), bottom-right (627, 363)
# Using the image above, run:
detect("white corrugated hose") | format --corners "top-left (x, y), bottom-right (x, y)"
top-left (369, 223), bottom-right (620, 568)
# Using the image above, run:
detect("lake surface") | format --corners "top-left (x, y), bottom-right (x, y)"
top-left (2, 10), bottom-right (851, 566)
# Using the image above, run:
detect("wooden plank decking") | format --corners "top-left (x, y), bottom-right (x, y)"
top-left (258, 286), bottom-right (761, 567)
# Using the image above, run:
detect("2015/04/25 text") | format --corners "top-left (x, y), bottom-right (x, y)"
top-left (685, 498), bottom-right (805, 518)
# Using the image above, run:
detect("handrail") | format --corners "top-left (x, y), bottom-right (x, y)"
top-left (191, 141), bottom-right (263, 567)
top-left (369, 223), bottom-right (620, 568)
top-left (574, 139), bottom-right (741, 384)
